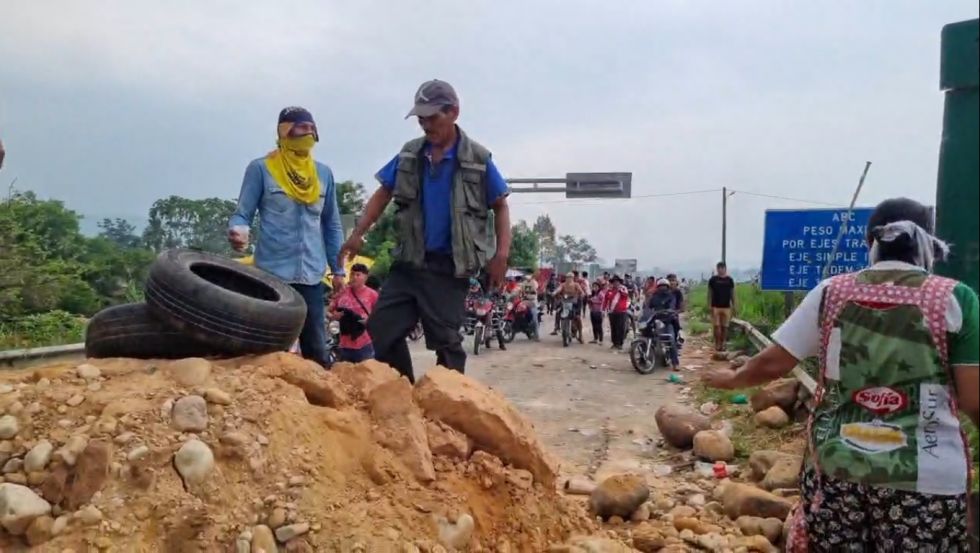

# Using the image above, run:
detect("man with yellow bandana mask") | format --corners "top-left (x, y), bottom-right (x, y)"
top-left (228, 106), bottom-right (345, 368)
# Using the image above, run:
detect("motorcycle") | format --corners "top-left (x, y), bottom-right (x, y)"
top-left (502, 297), bottom-right (538, 343)
top-left (325, 320), bottom-right (341, 366)
top-left (461, 297), bottom-right (480, 336)
top-left (408, 321), bottom-right (424, 342)
top-left (557, 294), bottom-right (581, 347)
top-left (472, 296), bottom-right (496, 355)
top-left (629, 310), bottom-right (678, 375)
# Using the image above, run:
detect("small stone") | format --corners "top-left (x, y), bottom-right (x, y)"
top-left (0, 483), bottom-right (52, 535)
top-left (754, 406), bottom-right (790, 429)
top-left (66, 394), bottom-right (85, 407)
top-left (27, 471), bottom-right (47, 486)
top-left (589, 474), bottom-right (650, 520)
top-left (236, 533), bottom-right (252, 553)
top-left (687, 493), bottom-right (706, 508)
top-left (220, 431), bottom-right (249, 447)
top-left (693, 430), bottom-right (735, 462)
top-left (26, 514), bottom-right (54, 546)
top-left (3, 457), bottom-right (24, 473)
top-left (0, 415), bottom-right (20, 439)
top-left (87, 382), bottom-right (102, 392)
top-left (77, 505), bottom-right (103, 525)
top-left (51, 514), bottom-right (69, 535)
top-left (35, 379), bottom-right (50, 389)
top-left (8, 401), bottom-right (24, 415)
top-left (166, 358), bottom-right (212, 387)
top-left (174, 439), bottom-right (214, 490)
top-left (113, 432), bottom-right (135, 445)
top-left (172, 395), bottom-right (209, 432)
top-left (76, 364), bottom-right (101, 380)
top-left (127, 445), bottom-right (149, 461)
top-left (56, 405), bottom-right (68, 414)
top-left (203, 388), bottom-right (232, 405)
top-left (251, 524), bottom-right (278, 553)
top-left (26, 402), bottom-right (42, 415)
top-left (6, 472), bottom-right (27, 485)
top-left (630, 503), bottom-right (651, 522)
top-left (288, 476), bottom-right (305, 487)
top-left (268, 508), bottom-right (287, 528)
top-left (275, 522), bottom-right (310, 542)
top-left (57, 419), bottom-right (74, 429)
top-left (0, 384), bottom-right (13, 394)
top-left (257, 434), bottom-right (269, 446)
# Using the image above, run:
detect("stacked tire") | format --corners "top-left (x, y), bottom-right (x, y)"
top-left (85, 249), bottom-right (307, 359)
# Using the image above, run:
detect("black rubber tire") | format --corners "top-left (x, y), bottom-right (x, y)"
top-left (630, 339), bottom-right (655, 375)
top-left (502, 322), bottom-right (516, 344)
top-left (144, 249), bottom-right (307, 355)
top-left (85, 303), bottom-right (219, 359)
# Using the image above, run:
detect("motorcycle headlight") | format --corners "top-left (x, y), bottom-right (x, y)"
top-left (476, 308), bottom-right (488, 316)
top-left (328, 321), bottom-right (341, 335)
top-left (654, 320), bottom-right (665, 330)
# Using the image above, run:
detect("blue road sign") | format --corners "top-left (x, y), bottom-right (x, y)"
top-left (761, 208), bottom-right (874, 291)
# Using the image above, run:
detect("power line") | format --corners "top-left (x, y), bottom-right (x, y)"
top-left (511, 188), bottom-right (721, 206)
top-left (727, 189), bottom-right (842, 207)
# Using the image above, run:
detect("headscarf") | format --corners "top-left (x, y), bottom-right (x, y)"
top-left (869, 220), bottom-right (950, 271)
top-left (264, 108), bottom-right (321, 205)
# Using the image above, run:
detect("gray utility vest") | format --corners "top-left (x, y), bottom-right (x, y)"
top-left (389, 128), bottom-right (494, 278)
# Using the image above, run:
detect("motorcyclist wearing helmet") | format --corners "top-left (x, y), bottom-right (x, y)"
top-left (645, 278), bottom-right (680, 370)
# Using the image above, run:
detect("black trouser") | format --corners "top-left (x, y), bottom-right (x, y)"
top-left (366, 255), bottom-right (469, 383)
top-left (608, 311), bottom-right (627, 347)
top-left (590, 312), bottom-right (604, 342)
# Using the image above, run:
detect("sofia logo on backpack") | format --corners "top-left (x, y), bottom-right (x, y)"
top-left (852, 386), bottom-right (908, 415)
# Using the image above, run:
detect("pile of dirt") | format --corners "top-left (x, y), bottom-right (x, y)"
top-left (0, 354), bottom-right (596, 551)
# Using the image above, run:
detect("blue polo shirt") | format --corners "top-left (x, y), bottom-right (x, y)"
top-left (376, 140), bottom-right (509, 254)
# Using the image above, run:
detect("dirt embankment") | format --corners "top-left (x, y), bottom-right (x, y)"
top-left (0, 353), bottom-right (596, 552)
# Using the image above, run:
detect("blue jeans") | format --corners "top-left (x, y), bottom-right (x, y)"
top-left (339, 344), bottom-right (375, 363)
top-left (290, 283), bottom-right (328, 367)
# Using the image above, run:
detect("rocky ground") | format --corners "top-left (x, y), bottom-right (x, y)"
top-left (0, 316), bottom-right (806, 552)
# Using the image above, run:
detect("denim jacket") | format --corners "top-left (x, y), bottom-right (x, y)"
top-left (229, 157), bottom-right (344, 285)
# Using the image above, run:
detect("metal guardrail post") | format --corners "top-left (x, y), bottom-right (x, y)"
top-left (730, 318), bottom-right (817, 394)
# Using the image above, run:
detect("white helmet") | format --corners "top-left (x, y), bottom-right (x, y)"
top-left (657, 278), bottom-right (670, 287)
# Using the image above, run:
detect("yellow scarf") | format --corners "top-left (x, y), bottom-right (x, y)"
top-left (265, 132), bottom-right (321, 204)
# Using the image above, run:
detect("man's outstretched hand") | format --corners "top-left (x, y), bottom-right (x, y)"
top-left (486, 253), bottom-right (508, 289)
top-left (338, 233), bottom-right (364, 267)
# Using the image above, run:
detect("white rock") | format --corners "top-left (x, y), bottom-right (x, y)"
top-left (0, 415), bottom-right (20, 439)
top-left (160, 399), bottom-right (174, 420)
top-left (174, 439), bottom-right (214, 489)
top-left (127, 445), bottom-right (150, 462)
top-left (113, 431), bottom-right (135, 445)
top-left (172, 396), bottom-right (209, 432)
top-left (7, 402), bottom-right (24, 415)
top-left (75, 364), bottom-right (101, 380)
top-left (3, 457), bottom-right (23, 473)
top-left (0, 483), bottom-right (52, 535)
top-left (65, 394), bottom-right (85, 407)
top-left (77, 505), bottom-right (102, 525)
top-left (437, 514), bottom-right (474, 550)
top-left (24, 440), bottom-right (54, 472)
top-left (25, 402), bottom-right (43, 415)
top-left (274, 522), bottom-right (310, 542)
top-left (0, 384), bottom-right (13, 394)
top-left (35, 379), bottom-right (50, 389)
top-left (51, 514), bottom-right (69, 536)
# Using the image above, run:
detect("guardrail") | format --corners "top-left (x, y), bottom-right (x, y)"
top-left (730, 318), bottom-right (817, 395)
top-left (0, 343), bottom-right (86, 371)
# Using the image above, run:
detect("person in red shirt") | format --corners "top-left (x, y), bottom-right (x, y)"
top-left (602, 274), bottom-right (631, 350)
top-left (328, 263), bottom-right (379, 363)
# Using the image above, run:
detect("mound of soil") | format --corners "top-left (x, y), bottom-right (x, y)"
top-left (0, 353), bottom-right (596, 551)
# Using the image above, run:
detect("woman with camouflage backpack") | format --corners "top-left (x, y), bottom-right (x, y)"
top-left (704, 197), bottom-right (979, 552)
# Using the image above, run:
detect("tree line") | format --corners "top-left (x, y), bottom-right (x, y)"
top-left (0, 183), bottom-right (597, 346)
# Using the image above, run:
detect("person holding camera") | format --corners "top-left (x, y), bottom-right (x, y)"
top-left (328, 264), bottom-right (378, 363)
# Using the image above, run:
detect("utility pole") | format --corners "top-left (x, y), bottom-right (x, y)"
top-left (721, 187), bottom-right (728, 264)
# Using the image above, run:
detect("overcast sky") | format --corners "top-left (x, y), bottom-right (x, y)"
top-left (2, 1), bottom-right (977, 271)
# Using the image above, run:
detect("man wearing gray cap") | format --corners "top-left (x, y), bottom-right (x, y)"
top-left (339, 79), bottom-right (511, 382)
